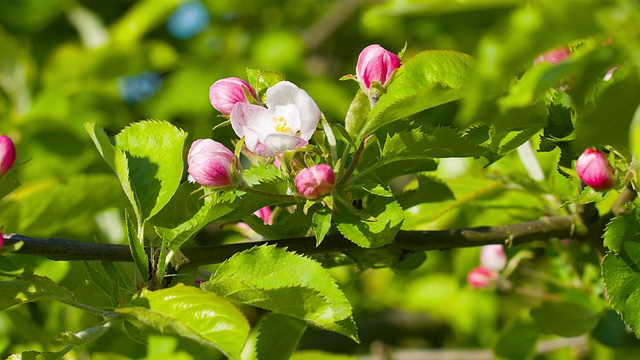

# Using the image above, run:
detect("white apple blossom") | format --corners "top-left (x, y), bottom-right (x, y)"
top-left (230, 81), bottom-right (321, 157)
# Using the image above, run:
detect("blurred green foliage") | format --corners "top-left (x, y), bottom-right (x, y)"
top-left (1, 0), bottom-right (640, 358)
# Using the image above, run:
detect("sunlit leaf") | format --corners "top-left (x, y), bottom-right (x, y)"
top-left (116, 284), bottom-right (250, 359)
top-left (202, 245), bottom-right (358, 341)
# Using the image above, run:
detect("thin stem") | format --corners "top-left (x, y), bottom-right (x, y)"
top-left (238, 181), bottom-right (304, 202)
top-left (321, 114), bottom-right (338, 165)
top-left (335, 135), bottom-right (370, 189)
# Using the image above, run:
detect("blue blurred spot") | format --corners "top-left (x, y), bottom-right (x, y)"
top-left (118, 72), bottom-right (163, 104)
top-left (166, 1), bottom-right (210, 40)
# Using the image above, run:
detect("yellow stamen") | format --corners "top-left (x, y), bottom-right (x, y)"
top-left (272, 116), bottom-right (291, 133)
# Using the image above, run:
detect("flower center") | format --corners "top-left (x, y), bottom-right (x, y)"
top-left (272, 116), bottom-right (291, 133)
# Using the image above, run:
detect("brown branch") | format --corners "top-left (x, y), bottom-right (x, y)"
top-left (3, 214), bottom-right (588, 270)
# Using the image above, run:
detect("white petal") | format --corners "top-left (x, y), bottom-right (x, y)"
top-left (230, 103), bottom-right (269, 138)
top-left (265, 81), bottom-right (320, 140)
top-left (262, 133), bottom-right (307, 154)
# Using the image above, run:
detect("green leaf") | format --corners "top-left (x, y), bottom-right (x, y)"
top-left (56, 319), bottom-right (120, 346)
top-left (344, 89), bottom-right (371, 139)
top-left (114, 120), bottom-right (187, 221)
top-left (0, 174), bottom-right (125, 238)
top-left (576, 78), bottom-right (640, 154)
top-left (124, 320), bottom-right (148, 345)
top-left (0, 170), bottom-right (20, 199)
top-left (84, 122), bottom-right (116, 171)
top-left (84, 261), bottom-right (116, 305)
top-left (397, 175), bottom-right (455, 210)
top-left (0, 275), bottom-right (76, 312)
top-left (241, 313), bottom-right (307, 360)
top-left (242, 205), bottom-right (311, 240)
top-left (202, 245), bottom-right (358, 342)
top-left (361, 50), bottom-right (473, 135)
top-left (246, 68), bottom-right (286, 101)
top-left (116, 284), bottom-right (250, 359)
top-left (494, 316), bottom-right (539, 360)
top-left (334, 194), bottom-right (403, 248)
top-left (459, 0), bottom-right (604, 124)
top-left (312, 206), bottom-right (332, 246)
top-left (603, 211), bottom-right (640, 253)
top-left (530, 300), bottom-right (600, 337)
top-left (601, 210), bottom-right (640, 336)
top-left (154, 189), bottom-right (242, 250)
top-left (125, 208), bottom-right (149, 282)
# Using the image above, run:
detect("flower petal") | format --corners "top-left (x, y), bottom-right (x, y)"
top-left (262, 133), bottom-right (307, 154)
top-left (230, 103), bottom-right (270, 139)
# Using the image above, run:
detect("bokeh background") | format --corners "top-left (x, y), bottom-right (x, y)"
top-left (1, 0), bottom-right (638, 358)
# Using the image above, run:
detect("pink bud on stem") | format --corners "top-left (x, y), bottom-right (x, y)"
top-left (187, 139), bottom-right (240, 189)
top-left (209, 77), bottom-right (257, 115)
top-left (480, 245), bottom-right (507, 272)
top-left (575, 148), bottom-right (615, 191)
top-left (295, 164), bottom-right (336, 199)
top-left (0, 136), bottom-right (16, 176)
top-left (467, 266), bottom-right (499, 289)
top-left (356, 44), bottom-right (401, 90)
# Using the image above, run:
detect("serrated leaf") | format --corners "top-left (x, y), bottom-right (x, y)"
top-left (246, 68), bottom-right (286, 101)
top-left (202, 245), bottom-right (358, 341)
top-left (114, 120), bottom-right (187, 221)
top-left (155, 189), bottom-right (241, 250)
top-left (361, 50), bottom-right (473, 135)
top-left (355, 127), bottom-right (478, 182)
top-left (0, 275), bottom-right (76, 311)
top-left (603, 211), bottom-right (640, 253)
top-left (242, 205), bottom-right (311, 240)
top-left (345, 89), bottom-right (371, 139)
top-left (312, 207), bottom-right (332, 246)
top-left (602, 210), bottom-right (640, 336)
top-left (530, 300), bottom-right (600, 337)
top-left (334, 194), bottom-right (403, 248)
top-left (242, 313), bottom-right (307, 360)
top-left (116, 284), bottom-right (250, 359)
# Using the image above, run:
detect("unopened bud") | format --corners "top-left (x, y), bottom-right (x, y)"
top-left (295, 164), bottom-right (335, 199)
top-left (209, 77), bottom-right (257, 115)
top-left (356, 44), bottom-right (401, 90)
top-left (480, 245), bottom-right (507, 272)
top-left (534, 46), bottom-right (571, 66)
top-left (187, 139), bottom-right (240, 189)
top-left (0, 136), bottom-right (16, 176)
top-left (467, 266), bottom-right (499, 289)
top-left (576, 148), bottom-right (615, 191)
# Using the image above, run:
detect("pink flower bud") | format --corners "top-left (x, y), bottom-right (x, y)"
top-left (576, 148), bottom-right (615, 191)
top-left (356, 44), bottom-right (401, 89)
top-left (480, 245), bottom-right (507, 272)
top-left (534, 46), bottom-right (571, 66)
top-left (295, 164), bottom-right (335, 199)
top-left (209, 77), bottom-right (257, 115)
top-left (254, 206), bottom-right (272, 225)
top-left (467, 266), bottom-right (499, 289)
top-left (0, 136), bottom-right (16, 176)
top-left (0, 230), bottom-right (3, 247)
top-left (187, 139), bottom-right (240, 189)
